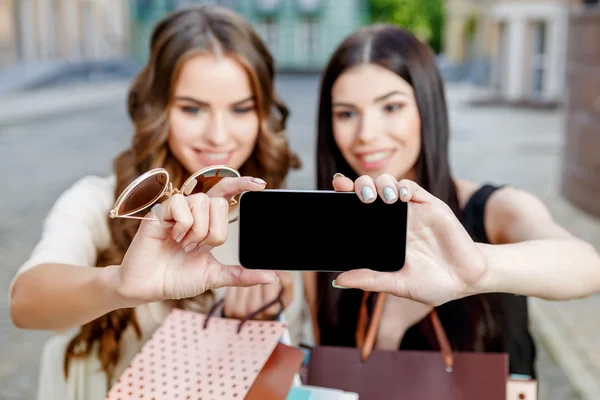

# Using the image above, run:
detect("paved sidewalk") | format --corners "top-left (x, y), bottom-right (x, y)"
top-left (0, 82), bottom-right (130, 126)
top-left (0, 61), bottom-right (68, 95)
top-left (446, 83), bottom-right (600, 400)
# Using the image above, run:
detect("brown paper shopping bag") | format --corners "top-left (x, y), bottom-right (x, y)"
top-left (306, 292), bottom-right (538, 400)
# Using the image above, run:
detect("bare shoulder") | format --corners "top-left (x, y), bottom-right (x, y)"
top-left (486, 185), bottom-right (552, 219)
top-left (454, 179), bottom-right (481, 209)
top-left (455, 179), bottom-right (571, 244)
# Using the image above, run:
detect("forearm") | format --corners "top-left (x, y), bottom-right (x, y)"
top-left (302, 272), bottom-right (320, 344)
top-left (475, 238), bottom-right (600, 300)
top-left (10, 263), bottom-right (137, 331)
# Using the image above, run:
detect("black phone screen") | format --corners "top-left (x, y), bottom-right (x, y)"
top-left (238, 190), bottom-right (407, 272)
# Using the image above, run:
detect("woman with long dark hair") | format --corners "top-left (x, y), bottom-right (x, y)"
top-left (304, 24), bottom-right (600, 378)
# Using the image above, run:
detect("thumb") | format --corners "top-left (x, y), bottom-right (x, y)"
top-left (205, 262), bottom-right (280, 290)
top-left (396, 179), bottom-right (438, 204)
top-left (332, 173), bottom-right (354, 192)
top-left (205, 176), bottom-right (267, 199)
top-left (332, 269), bottom-right (409, 298)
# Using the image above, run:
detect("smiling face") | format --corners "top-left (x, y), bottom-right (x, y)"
top-left (167, 53), bottom-right (260, 174)
top-left (331, 63), bottom-right (421, 181)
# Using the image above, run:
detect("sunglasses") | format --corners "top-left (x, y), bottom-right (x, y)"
top-left (109, 165), bottom-right (242, 223)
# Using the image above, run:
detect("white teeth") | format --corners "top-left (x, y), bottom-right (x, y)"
top-left (362, 151), bottom-right (392, 163)
top-left (203, 152), bottom-right (229, 160)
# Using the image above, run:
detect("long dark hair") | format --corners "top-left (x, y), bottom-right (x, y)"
top-left (315, 24), bottom-right (501, 353)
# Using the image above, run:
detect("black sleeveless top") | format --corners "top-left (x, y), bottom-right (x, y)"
top-left (317, 184), bottom-right (537, 378)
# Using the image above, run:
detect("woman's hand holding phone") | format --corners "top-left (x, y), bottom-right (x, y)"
top-left (330, 174), bottom-right (489, 307)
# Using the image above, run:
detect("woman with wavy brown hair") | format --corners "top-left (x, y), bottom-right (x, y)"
top-left (9, 5), bottom-right (301, 400)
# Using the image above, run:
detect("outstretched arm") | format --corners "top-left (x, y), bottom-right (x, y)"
top-left (470, 186), bottom-right (600, 301)
top-left (331, 175), bottom-right (600, 305)
top-left (11, 177), bottom-right (278, 331)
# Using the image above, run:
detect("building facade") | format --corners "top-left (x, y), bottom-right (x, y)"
top-left (444, 0), bottom-right (584, 103)
top-left (129, 0), bottom-right (368, 71)
top-left (0, 0), bottom-right (19, 67)
top-left (0, 0), bottom-right (130, 68)
top-left (560, 2), bottom-right (600, 217)
top-left (444, 0), bottom-right (600, 217)
top-left (1, 0), bottom-right (366, 72)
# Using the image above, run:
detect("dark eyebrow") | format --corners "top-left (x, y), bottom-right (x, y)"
top-left (374, 90), bottom-right (409, 103)
top-left (174, 95), bottom-right (255, 107)
top-left (231, 96), bottom-right (256, 106)
top-left (332, 90), bottom-right (409, 108)
top-left (332, 102), bottom-right (356, 108)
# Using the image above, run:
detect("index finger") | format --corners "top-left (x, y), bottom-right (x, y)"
top-left (354, 175), bottom-right (377, 203)
top-left (205, 176), bottom-right (267, 199)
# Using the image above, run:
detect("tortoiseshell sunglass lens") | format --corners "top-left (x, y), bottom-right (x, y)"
top-left (182, 167), bottom-right (240, 196)
top-left (118, 172), bottom-right (168, 216)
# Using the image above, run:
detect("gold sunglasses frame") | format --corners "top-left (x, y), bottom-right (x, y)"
top-left (109, 165), bottom-right (241, 223)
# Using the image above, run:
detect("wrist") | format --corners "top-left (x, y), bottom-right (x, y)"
top-left (97, 265), bottom-right (145, 310)
top-left (465, 243), bottom-right (496, 297)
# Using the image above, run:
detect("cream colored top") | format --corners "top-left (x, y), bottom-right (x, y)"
top-left (9, 175), bottom-right (310, 400)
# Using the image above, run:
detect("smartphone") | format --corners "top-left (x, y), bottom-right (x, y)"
top-left (237, 190), bottom-right (407, 272)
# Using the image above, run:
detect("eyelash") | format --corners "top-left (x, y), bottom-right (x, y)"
top-left (180, 105), bottom-right (255, 115)
top-left (182, 106), bottom-right (202, 115)
top-left (333, 103), bottom-right (404, 119)
top-left (334, 110), bottom-right (357, 120)
top-left (233, 105), bottom-right (255, 114)
top-left (383, 103), bottom-right (404, 113)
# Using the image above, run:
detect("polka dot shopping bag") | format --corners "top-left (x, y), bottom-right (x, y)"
top-left (105, 306), bottom-right (304, 400)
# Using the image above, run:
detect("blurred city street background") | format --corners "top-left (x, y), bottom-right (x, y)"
top-left (1, 0), bottom-right (600, 399)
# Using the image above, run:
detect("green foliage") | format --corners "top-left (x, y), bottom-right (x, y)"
top-left (368, 0), bottom-right (446, 53)
top-left (464, 12), bottom-right (478, 42)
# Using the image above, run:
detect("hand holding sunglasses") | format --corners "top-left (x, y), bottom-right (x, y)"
top-left (105, 165), bottom-right (280, 305)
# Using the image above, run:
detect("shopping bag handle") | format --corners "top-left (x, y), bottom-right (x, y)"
top-left (203, 286), bottom-right (285, 333)
top-left (355, 292), bottom-right (454, 370)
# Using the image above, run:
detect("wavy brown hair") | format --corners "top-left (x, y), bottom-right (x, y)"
top-left (63, 4), bottom-right (299, 385)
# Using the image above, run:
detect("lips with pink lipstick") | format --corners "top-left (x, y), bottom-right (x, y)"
top-left (355, 149), bottom-right (396, 170)
top-left (193, 148), bottom-right (234, 166)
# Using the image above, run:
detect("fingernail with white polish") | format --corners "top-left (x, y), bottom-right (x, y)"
top-left (332, 280), bottom-right (348, 289)
top-left (333, 172), bottom-right (345, 180)
top-left (184, 243), bottom-right (198, 253)
top-left (399, 187), bottom-right (409, 198)
top-left (361, 186), bottom-right (375, 201)
top-left (176, 232), bottom-right (186, 243)
top-left (383, 187), bottom-right (397, 202)
top-left (183, 179), bottom-right (197, 195)
top-left (252, 178), bottom-right (266, 185)
top-left (152, 204), bottom-right (172, 227)
top-left (152, 204), bottom-right (163, 219)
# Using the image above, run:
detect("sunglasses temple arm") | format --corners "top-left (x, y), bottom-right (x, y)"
top-left (113, 214), bottom-right (237, 225)
top-left (110, 214), bottom-right (161, 222)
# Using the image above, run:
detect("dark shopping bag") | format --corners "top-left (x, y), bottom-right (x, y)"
top-left (305, 291), bottom-right (514, 400)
